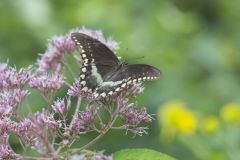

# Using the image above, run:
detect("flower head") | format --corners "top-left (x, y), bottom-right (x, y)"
top-left (0, 118), bottom-right (14, 137)
top-left (94, 154), bottom-right (113, 160)
top-left (0, 105), bottom-right (12, 119)
top-left (158, 100), bottom-right (198, 135)
top-left (51, 35), bottom-right (77, 54)
top-left (12, 119), bottom-right (32, 136)
top-left (29, 73), bottom-right (65, 93)
top-left (79, 105), bottom-right (98, 125)
top-left (114, 97), bottom-right (153, 136)
top-left (71, 116), bottom-right (84, 134)
top-left (201, 116), bottom-right (220, 134)
top-left (52, 98), bottom-right (71, 117)
top-left (71, 154), bottom-right (86, 160)
top-left (0, 65), bottom-right (31, 90)
top-left (37, 46), bottom-right (63, 72)
top-left (0, 89), bottom-right (29, 118)
top-left (0, 63), bottom-right (7, 73)
top-left (0, 144), bottom-right (20, 160)
top-left (0, 89), bottom-right (29, 107)
top-left (220, 103), bottom-right (240, 124)
top-left (29, 109), bottom-right (61, 133)
top-left (122, 103), bottom-right (152, 126)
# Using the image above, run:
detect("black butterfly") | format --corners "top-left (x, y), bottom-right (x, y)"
top-left (71, 33), bottom-right (160, 98)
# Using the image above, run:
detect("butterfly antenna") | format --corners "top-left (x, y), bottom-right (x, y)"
top-left (124, 48), bottom-right (145, 62)
top-left (127, 56), bottom-right (145, 62)
top-left (135, 56), bottom-right (145, 61)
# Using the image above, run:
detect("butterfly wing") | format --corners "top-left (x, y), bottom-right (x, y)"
top-left (95, 64), bottom-right (161, 97)
top-left (71, 33), bottom-right (120, 92)
top-left (109, 64), bottom-right (160, 82)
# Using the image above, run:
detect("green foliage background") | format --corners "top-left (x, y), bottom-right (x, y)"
top-left (0, 0), bottom-right (240, 159)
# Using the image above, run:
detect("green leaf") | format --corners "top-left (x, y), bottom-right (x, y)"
top-left (113, 149), bottom-right (176, 160)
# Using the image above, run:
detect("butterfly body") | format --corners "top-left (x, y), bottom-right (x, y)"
top-left (71, 33), bottom-right (160, 98)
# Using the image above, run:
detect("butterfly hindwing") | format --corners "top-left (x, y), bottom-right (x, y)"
top-left (94, 64), bottom-right (160, 96)
top-left (109, 64), bottom-right (160, 81)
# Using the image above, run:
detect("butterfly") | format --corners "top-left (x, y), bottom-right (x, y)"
top-left (71, 33), bottom-right (160, 98)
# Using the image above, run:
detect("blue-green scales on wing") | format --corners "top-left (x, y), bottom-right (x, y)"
top-left (71, 33), bottom-right (160, 98)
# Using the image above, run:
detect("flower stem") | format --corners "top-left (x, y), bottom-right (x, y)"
top-left (61, 59), bottom-right (76, 78)
top-left (72, 129), bottom-right (109, 154)
top-left (67, 104), bottom-right (120, 155)
top-left (56, 97), bottom-right (82, 153)
top-left (42, 132), bottom-right (55, 154)
top-left (69, 96), bottom-right (82, 129)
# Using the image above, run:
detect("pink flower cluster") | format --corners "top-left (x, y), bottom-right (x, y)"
top-left (0, 63), bottom-right (31, 90)
top-left (0, 89), bottom-right (29, 118)
top-left (52, 98), bottom-right (71, 117)
top-left (0, 144), bottom-right (20, 160)
top-left (0, 27), bottom-right (153, 159)
top-left (29, 110), bottom-right (61, 132)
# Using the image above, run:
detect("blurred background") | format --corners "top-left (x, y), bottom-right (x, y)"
top-left (1, 0), bottom-right (240, 159)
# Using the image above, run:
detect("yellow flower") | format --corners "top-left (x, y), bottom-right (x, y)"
top-left (158, 100), bottom-right (197, 136)
top-left (201, 116), bottom-right (220, 134)
top-left (220, 103), bottom-right (240, 124)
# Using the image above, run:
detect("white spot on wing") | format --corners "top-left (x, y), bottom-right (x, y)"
top-left (82, 67), bottom-right (87, 72)
top-left (80, 74), bottom-right (85, 79)
top-left (101, 92), bottom-right (106, 97)
top-left (121, 83), bottom-right (126, 88)
top-left (82, 87), bottom-right (88, 92)
top-left (127, 80), bottom-right (132, 84)
top-left (81, 81), bottom-right (86, 86)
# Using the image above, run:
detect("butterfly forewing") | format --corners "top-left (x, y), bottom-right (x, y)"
top-left (71, 33), bottom-right (120, 67)
top-left (71, 32), bottom-right (121, 92)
